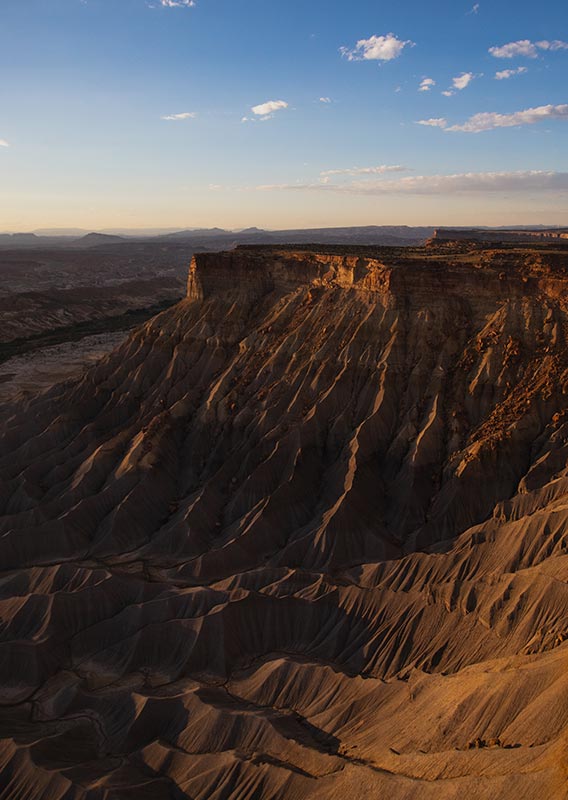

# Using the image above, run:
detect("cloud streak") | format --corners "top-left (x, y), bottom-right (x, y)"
top-left (489, 39), bottom-right (568, 58)
top-left (416, 118), bottom-right (448, 128)
top-left (161, 112), bottom-right (196, 120)
top-left (495, 67), bottom-right (528, 80)
top-left (256, 171), bottom-right (568, 196)
top-left (320, 165), bottom-right (409, 177)
top-left (446, 103), bottom-right (568, 132)
top-left (158, 0), bottom-right (196, 7)
top-left (0, 139), bottom-right (9, 148)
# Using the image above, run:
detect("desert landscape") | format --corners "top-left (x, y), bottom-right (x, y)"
top-left (0, 228), bottom-right (432, 402)
top-left (0, 235), bottom-right (568, 798)
top-left (2, 0), bottom-right (568, 796)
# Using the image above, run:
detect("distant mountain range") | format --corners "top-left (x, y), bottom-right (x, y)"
top-left (0, 226), bottom-right (436, 250)
top-left (0, 224), bottom-right (567, 250)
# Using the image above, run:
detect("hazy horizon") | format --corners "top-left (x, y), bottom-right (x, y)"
top-left (2, 221), bottom-right (568, 238)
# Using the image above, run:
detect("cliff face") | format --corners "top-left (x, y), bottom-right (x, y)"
top-left (187, 249), bottom-right (394, 301)
top-left (1, 245), bottom-right (568, 799)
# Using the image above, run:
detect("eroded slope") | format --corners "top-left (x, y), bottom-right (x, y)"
top-left (0, 245), bottom-right (567, 799)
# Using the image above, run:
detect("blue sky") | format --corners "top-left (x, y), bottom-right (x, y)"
top-left (1, 0), bottom-right (567, 230)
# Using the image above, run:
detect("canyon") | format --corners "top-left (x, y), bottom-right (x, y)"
top-left (0, 243), bottom-right (189, 402)
top-left (0, 240), bottom-right (568, 798)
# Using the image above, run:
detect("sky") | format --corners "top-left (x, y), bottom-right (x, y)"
top-left (1, 0), bottom-right (568, 231)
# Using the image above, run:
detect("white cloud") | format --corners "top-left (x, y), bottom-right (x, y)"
top-left (467, 3), bottom-right (480, 14)
top-left (447, 103), bottom-right (568, 132)
top-left (320, 165), bottom-right (409, 177)
top-left (419, 77), bottom-right (436, 92)
top-left (495, 66), bottom-right (528, 80)
top-left (251, 100), bottom-right (288, 116)
top-left (0, 139), bottom-right (9, 148)
top-left (256, 170), bottom-right (568, 196)
top-left (158, 0), bottom-right (196, 7)
top-left (490, 40), bottom-right (539, 58)
top-left (416, 117), bottom-right (448, 128)
top-left (489, 39), bottom-right (568, 58)
top-left (340, 33), bottom-right (413, 62)
top-left (319, 97), bottom-right (332, 103)
top-left (441, 73), bottom-right (476, 95)
top-left (453, 72), bottom-right (475, 90)
top-left (537, 40), bottom-right (568, 51)
top-left (161, 111), bottom-right (196, 120)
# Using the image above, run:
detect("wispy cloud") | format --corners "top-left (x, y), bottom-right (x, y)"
top-left (538, 40), bottom-right (568, 51)
top-left (416, 118), bottom-right (448, 128)
top-left (161, 111), bottom-right (197, 120)
top-left (446, 103), bottom-right (568, 132)
top-left (340, 33), bottom-right (414, 62)
top-left (467, 3), bottom-right (480, 14)
top-left (319, 97), bottom-right (332, 103)
top-left (157, 0), bottom-right (196, 7)
top-left (489, 39), bottom-right (568, 58)
top-left (419, 77), bottom-right (436, 92)
top-left (255, 170), bottom-right (568, 196)
top-left (320, 165), bottom-right (409, 177)
top-left (0, 139), bottom-right (9, 148)
top-left (495, 67), bottom-right (528, 80)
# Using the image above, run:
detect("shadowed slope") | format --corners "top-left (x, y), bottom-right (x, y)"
top-left (0, 245), bottom-right (567, 799)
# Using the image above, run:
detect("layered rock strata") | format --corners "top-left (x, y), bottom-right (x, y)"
top-left (0, 245), bottom-right (567, 799)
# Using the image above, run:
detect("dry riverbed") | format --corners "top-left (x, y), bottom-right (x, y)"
top-left (0, 330), bottom-right (129, 402)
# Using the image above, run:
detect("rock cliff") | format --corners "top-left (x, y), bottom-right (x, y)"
top-left (0, 244), bottom-right (568, 799)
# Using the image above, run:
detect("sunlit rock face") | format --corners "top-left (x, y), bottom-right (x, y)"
top-left (1, 244), bottom-right (568, 800)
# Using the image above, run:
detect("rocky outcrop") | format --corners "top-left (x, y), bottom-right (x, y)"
top-left (0, 244), bottom-right (568, 799)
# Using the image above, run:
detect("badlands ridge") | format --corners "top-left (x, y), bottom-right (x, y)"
top-left (0, 242), bottom-right (568, 798)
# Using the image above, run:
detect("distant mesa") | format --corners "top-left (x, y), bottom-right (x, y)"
top-left (431, 226), bottom-right (568, 244)
top-left (72, 232), bottom-right (127, 247)
top-left (162, 227), bottom-right (232, 240)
